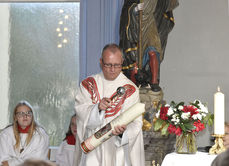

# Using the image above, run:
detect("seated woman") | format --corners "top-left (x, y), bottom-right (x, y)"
top-left (0, 100), bottom-right (49, 166)
top-left (56, 114), bottom-right (77, 166)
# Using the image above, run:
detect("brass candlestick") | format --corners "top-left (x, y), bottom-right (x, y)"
top-left (209, 134), bottom-right (226, 154)
top-left (152, 160), bottom-right (159, 166)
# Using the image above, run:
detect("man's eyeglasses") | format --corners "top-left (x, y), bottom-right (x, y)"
top-left (102, 59), bottom-right (122, 68)
top-left (16, 111), bottom-right (33, 118)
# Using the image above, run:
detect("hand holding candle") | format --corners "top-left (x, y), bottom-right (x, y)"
top-left (214, 86), bottom-right (225, 135)
top-left (81, 102), bottom-right (145, 153)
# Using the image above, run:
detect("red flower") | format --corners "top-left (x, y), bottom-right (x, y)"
top-left (160, 106), bottom-right (169, 120)
top-left (168, 124), bottom-right (176, 134)
top-left (192, 120), bottom-right (205, 132)
top-left (182, 105), bottom-right (199, 117)
top-left (168, 124), bottom-right (182, 135)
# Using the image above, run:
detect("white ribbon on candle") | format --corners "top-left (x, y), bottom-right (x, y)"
top-left (214, 86), bottom-right (225, 135)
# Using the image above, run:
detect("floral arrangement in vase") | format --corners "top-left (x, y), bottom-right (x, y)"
top-left (153, 100), bottom-right (213, 153)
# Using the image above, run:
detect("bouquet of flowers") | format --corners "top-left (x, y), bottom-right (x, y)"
top-left (153, 100), bottom-right (213, 136)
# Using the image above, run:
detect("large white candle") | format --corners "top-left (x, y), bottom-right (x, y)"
top-left (81, 102), bottom-right (145, 153)
top-left (214, 86), bottom-right (225, 135)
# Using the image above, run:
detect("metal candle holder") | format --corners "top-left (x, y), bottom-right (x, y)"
top-left (209, 134), bottom-right (226, 154)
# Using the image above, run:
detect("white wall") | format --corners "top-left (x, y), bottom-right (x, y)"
top-left (0, 4), bottom-right (10, 129)
top-left (161, 0), bottom-right (229, 146)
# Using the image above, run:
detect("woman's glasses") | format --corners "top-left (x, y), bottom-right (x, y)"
top-left (16, 111), bottom-right (33, 118)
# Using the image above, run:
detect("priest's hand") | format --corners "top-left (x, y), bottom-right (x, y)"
top-left (98, 97), bottom-right (111, 111)
top-left (112, 125), bottom-right (126, 136)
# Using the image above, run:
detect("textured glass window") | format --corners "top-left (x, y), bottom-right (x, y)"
top-left (7, 3), bottom-right (79, 146)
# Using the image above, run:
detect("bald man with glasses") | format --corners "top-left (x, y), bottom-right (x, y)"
top-left (74, 43), bottom-right (145, 166)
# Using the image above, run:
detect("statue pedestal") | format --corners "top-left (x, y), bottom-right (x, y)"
top-left (139, 87), bottom-right (176, 166)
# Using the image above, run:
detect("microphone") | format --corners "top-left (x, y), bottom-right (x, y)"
top-left (110, 87), bottom-right (125, 101)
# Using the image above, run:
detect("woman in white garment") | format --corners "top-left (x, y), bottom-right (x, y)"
top-left (56, 114), bottom-right (77, 166)
top-left (0, 100), bottom-right (49, 166)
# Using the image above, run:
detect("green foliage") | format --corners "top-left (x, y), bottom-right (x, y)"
top-left (153, 118), bottom-right (164, 131)
top-left (184, 122), bottom-right (195, 131)
top-left (161, 123), bottom-right (169, 136)
top-left (203, 113), bottom-right (214, 127)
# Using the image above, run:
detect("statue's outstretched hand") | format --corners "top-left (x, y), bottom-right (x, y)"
top-left (135, 3), bottom-right (144, 12)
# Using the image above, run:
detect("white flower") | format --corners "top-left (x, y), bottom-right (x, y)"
top-left (196, 100), bottom-right (208, 113)
top-left (171, 114), bottom-right (180, 125)
top-left (165, 104), bottom-right (170, 107)
top-left (181, 112), bottom-right (190, 120)
top-left (192, 113), bottom-right (202, 120)
top-left (178, 105), bottom-right (184, 110)
top-left (156, 110), bottom-right (160, 118)
top-left (197, 108), bottom-right (207, 118)
top-left (174, 119), bottom-right (180, 125)
top-left (201, 113), bottom-right (207, 117)
top-left (197, 114), bottom-right (202, 120)
top-left (172, 114), bottom-right (177, 119)
top-left (171, 118), bottom-right (179, 124)
top-left (194, 99), bottom-right (200, 103)
top-left (192, 114), bottom-right (197, 120)
top-left (167, 107), bottom-right (174, 116)
top-left (199, 105), bottom-right (208, 113)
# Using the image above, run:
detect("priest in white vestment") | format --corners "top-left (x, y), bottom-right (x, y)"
top-left (74, 44), bottom-right (145, 166)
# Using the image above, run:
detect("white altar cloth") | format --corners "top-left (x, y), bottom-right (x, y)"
top-left (161, 152), bottom-right (217, 166)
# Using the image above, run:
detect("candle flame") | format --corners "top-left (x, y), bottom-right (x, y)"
top-left (217, 86), bottom-right (221, 92)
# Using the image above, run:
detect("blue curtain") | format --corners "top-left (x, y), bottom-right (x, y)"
top-left (79, 0), bottom-right (123, 82)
